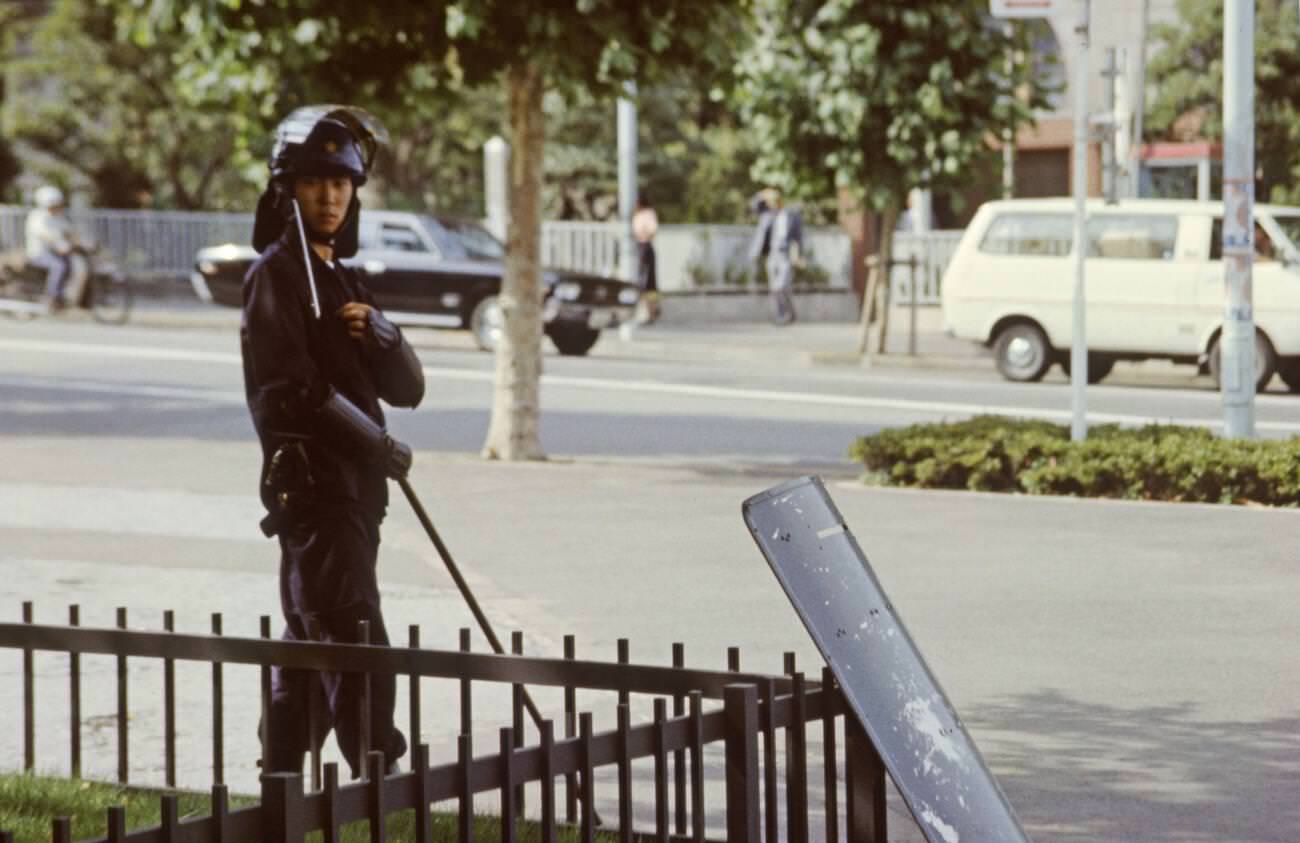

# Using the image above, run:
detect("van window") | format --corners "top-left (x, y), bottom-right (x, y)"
top-left (1210, 218), bottom-right (1276, 262)
top-left (1086, 215), bottom-right (1176, 260)
top-left (979, 213), bottom-right (1073, 256)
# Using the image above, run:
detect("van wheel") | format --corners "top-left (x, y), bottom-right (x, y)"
top-left (1208, 331), bottom-right (1277, 392)
top-left (1060, 354), bottom-right (1116, 384)
top-left (1278, 359), bottom-right (1300, 393)
top-left (993, 323), bottom-right (1052, 382)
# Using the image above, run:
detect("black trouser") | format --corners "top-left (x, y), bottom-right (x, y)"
top-left (264, 506), bottom-right (406, 778)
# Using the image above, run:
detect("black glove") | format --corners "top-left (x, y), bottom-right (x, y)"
top-left (382, 433), bottom-right (413, 479)
top-left (369, 308), bottom-right (400, 350)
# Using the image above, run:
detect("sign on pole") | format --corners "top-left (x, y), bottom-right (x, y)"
top-left (990, 0), bottom-right (1067, 18)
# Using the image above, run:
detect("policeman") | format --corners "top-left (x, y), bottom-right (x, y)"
top-left (241, 105), bottom-right (425, 777)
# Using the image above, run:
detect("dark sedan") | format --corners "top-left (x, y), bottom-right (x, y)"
top-left (191, 210), bottom-right (639, 356)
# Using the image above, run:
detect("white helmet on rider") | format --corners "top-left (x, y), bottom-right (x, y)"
top-left (34, 185), bottom-right (65, 209)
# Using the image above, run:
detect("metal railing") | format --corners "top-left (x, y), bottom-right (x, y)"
top-left (2, 601), bottom-right (900, 843)
top-left (0, 205), bottom-right (963, 302)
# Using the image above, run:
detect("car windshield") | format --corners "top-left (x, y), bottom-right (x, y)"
top-left (419, 216), bottom-right (505, 261)
top-left (1268, 213), bottom-right (1300, 255)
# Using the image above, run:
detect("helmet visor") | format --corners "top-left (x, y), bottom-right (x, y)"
top-left (270, 104), bottom-right (389, 175)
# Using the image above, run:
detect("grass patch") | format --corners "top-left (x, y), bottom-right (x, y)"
top-left (1, 773), bottom-right (616, 843)
top-left (848, 415), bottom-right (1300, 505)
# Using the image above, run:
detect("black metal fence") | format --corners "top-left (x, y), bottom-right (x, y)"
top-left (2, 601), bottom-right (899, 843)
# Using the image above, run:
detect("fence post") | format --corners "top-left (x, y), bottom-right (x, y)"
top-left (723, 684), bottom-right (760, 843)
top-left (22, 602), bottom-right (33, 773)
top-left (261, 773), bottom-right (306, 843)
top-left (844, 719), bottom-right (888, 843)
top-left (907, 254), bottom-right (919, 357)
top-left (116, 607), bottom-right (129, 783)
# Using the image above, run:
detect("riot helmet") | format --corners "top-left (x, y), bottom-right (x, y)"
top-left (253, 104), bottom-right (389, 257)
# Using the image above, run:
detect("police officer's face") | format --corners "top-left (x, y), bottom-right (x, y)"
top-left (294, 175), bottom-right (353, 237)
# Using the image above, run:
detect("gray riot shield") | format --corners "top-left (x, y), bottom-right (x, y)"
top-left (743, 476), bottom-right (1032, 843)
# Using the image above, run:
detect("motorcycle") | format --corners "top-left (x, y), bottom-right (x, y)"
top-left (0, 243), bottom-right (132, 324)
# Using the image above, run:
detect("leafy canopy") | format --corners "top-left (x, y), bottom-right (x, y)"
top-left (1147, 0), bottom-right (1300, 204)
top-left (736, 0), bottom-right (1049, 213)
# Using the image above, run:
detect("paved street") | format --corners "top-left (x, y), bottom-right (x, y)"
top-left (2, 311), bottom-right (1299, 842)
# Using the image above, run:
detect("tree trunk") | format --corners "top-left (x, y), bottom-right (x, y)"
top-left (481, 61), bottom-right (547, 461)
top-left (856, 202), bottom-right (899, 358)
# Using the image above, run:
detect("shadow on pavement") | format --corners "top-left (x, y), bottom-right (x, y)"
top-left (969, 688), bottom-right (1300, 843)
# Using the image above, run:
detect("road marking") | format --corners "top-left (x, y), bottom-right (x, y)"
top-left (4, 337), bottom-right (1300, 434)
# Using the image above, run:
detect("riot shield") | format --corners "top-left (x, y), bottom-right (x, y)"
top-left (743, 476), bottom-right (1033, 843)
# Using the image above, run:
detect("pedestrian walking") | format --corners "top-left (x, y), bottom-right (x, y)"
top-left (241, 105), bottom-right (425, 778)
top-left (633, 193), bottom-right (660, 323)
top-left (748, 187), bottom-right (803, 325)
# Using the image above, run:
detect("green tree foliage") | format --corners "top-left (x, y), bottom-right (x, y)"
top-left (737, 0), bottom-right (1046, 212)
top-left (132, 0), bottom-right (742, 460)
top-left (1, 0), bottom-right (262, 208)
top-left (1147, 0), bottom-right (1300, 204)
top-left (543, 76), bottom-right (759, 223)
top-left (735, 0), bottom-right (1048, 351)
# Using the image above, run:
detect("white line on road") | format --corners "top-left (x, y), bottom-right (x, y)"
top-left (5, 337), bottom-right (1300, 434)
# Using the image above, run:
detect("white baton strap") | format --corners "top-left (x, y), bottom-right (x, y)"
top-left (291, 198), bottom-right (322, 320)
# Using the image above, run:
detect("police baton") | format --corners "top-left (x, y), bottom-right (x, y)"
top-left (396, 475), bottom-right (604, 824)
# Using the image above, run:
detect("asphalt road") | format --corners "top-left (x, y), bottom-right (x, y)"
top-left (4, 316), bottom-right (1300, 475)
top-left (2, 316), bottom-right (1299, 842)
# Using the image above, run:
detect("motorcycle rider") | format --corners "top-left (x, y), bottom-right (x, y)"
top-left (241, 105), bottom-right (425, 778)
top-left (25, 185), bottom-right (75, 313)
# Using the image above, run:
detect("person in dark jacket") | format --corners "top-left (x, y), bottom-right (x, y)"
top-left (241, 105), bottom-right (425, 778)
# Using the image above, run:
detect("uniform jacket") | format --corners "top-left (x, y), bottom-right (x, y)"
top-left (241, 230), bottom-right (424, 527)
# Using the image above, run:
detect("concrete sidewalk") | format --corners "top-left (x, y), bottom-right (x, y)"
top-left (3, 439), bottom-right (1298, 842)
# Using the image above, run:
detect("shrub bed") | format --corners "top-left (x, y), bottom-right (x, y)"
top-left (848, 415), bottom-right (1300, 506)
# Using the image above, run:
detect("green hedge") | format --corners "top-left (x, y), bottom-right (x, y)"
top-left (848, 416), bottom-right (1300, 506)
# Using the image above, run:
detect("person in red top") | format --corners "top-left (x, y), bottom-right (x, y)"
top-left (632, 193), bottom-right (660, 323)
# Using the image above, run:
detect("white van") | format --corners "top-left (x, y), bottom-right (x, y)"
top-left (941, 198), bottom-right (1300, 391)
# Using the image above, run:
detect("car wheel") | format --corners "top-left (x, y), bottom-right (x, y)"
top-left (993, 322), bottom-right (1052, 382)
top-left (1277, 358), bottom-right (1300, 393)
top-left (1208, 330), bottom-right (1277, 393)
top-left (1060, 353), bottom-right (1115, 384)
top-left (548, 322), bottom-right (601, 356)
top-left (469, 295), bottom-right (504, 352)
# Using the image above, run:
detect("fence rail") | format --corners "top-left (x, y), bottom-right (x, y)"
top-left (2, 602), bottom-right (904, 843)
top-left (0, 206), bottom-right (962, 302)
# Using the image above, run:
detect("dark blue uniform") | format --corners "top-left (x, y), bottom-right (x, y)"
top-left (241, 229), bottom-right (424, 776)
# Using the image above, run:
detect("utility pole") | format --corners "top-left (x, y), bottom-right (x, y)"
top-left (1101, 46), bottom-right (1119, 204)
top-left (483, 136), bottom-right (509, 242)
top-left (1221, 0), bottom-right (1256, 437)
top-left (1002, 20), bottom-right (1016, 199)
top-left (1130, 0), bottom-right (1150, 197)
top-left (1069, 0), bottom-right (1090, 441)
top-left (616, 84), bottom-right (638, 283)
